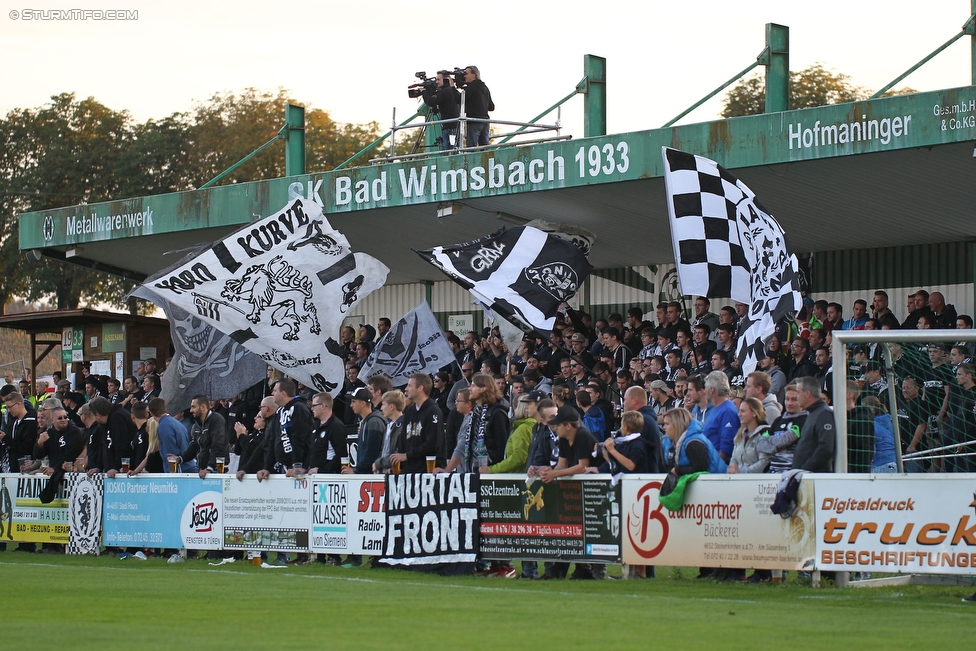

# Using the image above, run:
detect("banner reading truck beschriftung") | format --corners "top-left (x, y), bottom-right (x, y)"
top-left (622, 475), bottom-right (816, 570)
top-left (381, 473), bottom-right (479, 566)
top-left (816, 475), bottom-right (976, 575)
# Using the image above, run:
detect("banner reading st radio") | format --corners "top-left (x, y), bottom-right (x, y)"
top-left (815, 475), bottom-right (976, 575)
top-left (621, 475), bottom-right (816, 570)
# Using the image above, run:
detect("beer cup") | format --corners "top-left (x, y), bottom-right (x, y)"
top-left (341, 456), bottom-right (350, 471)
top-left (215, 457), bottom-right (226, 473)
top-left (120, 458), bottom-right (130, 473)
top-left (426, 456), bottom-right (436, 473)
top-left (167, 454), bottom-right (179, 473)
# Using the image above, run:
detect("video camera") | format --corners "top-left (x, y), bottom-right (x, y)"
top-left (406, 68), bottom-right (469, 98)
top-left (407, 71), bottom-right (437, 99)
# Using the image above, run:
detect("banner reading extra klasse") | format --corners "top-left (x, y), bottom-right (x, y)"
top-left (622, 475), bottom-right (816, 571)
top-left (381, 473), bottom-right (479, 565)
top-left (308, 476), bottom-right (386, 555)
top-left (816, 476), bottom-right (976, 574)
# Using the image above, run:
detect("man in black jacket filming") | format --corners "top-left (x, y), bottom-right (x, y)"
top-left (422, 70), bottom-right (461, 150)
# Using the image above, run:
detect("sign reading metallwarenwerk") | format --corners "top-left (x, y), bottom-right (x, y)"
top-left (20, 87), bottom-right (975, 251)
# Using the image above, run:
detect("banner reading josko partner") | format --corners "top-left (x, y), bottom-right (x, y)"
top-left (816, 475), bottom-right (976, 575)
top-left (222, 475), bottom-right (311, 551)
top-left (622, 475), bottom-right (816, 570)
top-left (479, 475), bottom-right (620, 561)
top-left (309, 476), bottom-right (386, 555)
top-left (0, 473), bottom-right (70, 543)
top-left (103, 476), bottom-right (223, 550)
top-left (381, 473), bottom-right (479, 566)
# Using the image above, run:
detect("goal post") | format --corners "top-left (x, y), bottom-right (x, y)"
top-left (830, 329), bottom-right (976, 474)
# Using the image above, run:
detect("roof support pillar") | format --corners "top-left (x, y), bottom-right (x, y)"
top-left (764, 23), bottom-right (790, 113)
top-left (583, 55), bottom-right (606, 137)
top-left (284, 104), bottom-right (305, 176)
top-left (971, 0), bottom-right (976, 85)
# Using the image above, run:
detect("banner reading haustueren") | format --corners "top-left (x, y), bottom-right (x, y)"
top-left (381, 473), bottom-right (479, 565)
top-left (0, 473), bottom-right (70, 543)
top-left (816, 475), bottom-right (976, 575)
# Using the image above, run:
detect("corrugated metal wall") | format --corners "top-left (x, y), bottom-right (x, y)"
top-left (343, 241), bottom-right (974, 333)
top-left (811, 242), bottom-right (973, 292)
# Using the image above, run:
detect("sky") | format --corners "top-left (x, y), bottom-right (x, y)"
top-left (2, 0), bottom-right (973, 140)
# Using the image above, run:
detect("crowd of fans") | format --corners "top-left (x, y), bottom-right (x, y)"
top-left (1, 288), bottom-right (974, 587)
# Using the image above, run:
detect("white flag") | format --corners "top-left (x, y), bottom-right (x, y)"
top-left (136, 198), bottom-right (388, 395)
top-left (360, 302), bottom-right (455, 385)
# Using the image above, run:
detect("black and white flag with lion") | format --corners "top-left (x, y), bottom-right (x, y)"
top-left (134, 198), bottom-right (389, 397)
top-left (662, 147), bottom-right (801, 374)
top-left (416, 226), bottom-right (593, 333)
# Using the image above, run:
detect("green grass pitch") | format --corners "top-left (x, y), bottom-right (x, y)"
top-left (1, 549), bottom-right (973, 650)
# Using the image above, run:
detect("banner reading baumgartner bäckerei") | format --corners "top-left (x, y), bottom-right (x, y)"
top-left (816, 475), bottom-right (976, 575)
top-left (621, 475), bottom-right (816, 571)
top-left (103, 476), bottom-right (223, 550)
top-left (221, 476), bottom-right (311, 551)
top-left (381, 473), bottom-right (479, 565)
top-left (309, 476), bottom-right (386, 555)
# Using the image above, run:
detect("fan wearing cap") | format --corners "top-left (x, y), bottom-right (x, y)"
top-left (343, 387), bottom-right (387, 475)
top-left (538, 406), bottom-right (598, 484)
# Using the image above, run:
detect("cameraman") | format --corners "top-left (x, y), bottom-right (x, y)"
top-left (461, 65), bottom-right (494, 147)
top-left (422, 71), bottom-right (461, 151)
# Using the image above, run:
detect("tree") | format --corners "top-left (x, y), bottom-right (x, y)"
top-left (1, 90), bottom-right (387, 313)
top-left (183, 88), bottom-right (386, 187)
top-left (721, 63), bottom-right (914, 118)
top-left (0, 93), bottom-right (140, 310)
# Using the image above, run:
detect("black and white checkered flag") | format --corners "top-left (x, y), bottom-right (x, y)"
top-left (662, 147), bottom-right (801, 374)
top-left (417, 226), bottom-right (593, 333)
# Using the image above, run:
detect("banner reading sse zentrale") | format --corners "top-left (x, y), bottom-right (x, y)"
top-left (622, 475), bottom-right (816, 571)
top-left (816, 475), bottom-right (976, 574)
top-left (479, 475), bottom-right (620, 561)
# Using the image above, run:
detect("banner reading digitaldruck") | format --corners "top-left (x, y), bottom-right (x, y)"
top-left (381, 473), bottom-right (479, 565)
top-left (137, 198), bottom-right (389, 396)
top-left (816, 476), bottom-right (976, 574)
top-left (479, 475), bottom-right (620, 561)
top-left (621, 475), bottom-right (816, 571)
